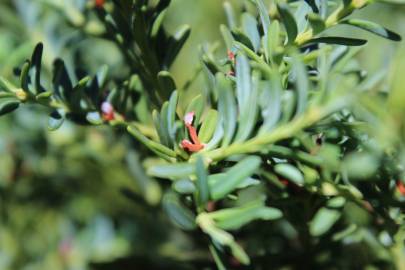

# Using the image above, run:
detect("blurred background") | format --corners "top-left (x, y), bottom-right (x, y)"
top-left (0, 0), bottom-right (404, 269)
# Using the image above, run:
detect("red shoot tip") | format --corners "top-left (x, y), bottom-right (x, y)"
top-left (227, 50), bottom-right (235, 62)
top-left (397, 180), bottom-right (405, 196)
top-left (95, 0), bottom-right (105, 8)
top-left (181, 139), bottom-right (204, 153)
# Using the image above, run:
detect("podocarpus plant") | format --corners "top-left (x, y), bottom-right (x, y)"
top-left (1, 0), bottom-right (405, 269)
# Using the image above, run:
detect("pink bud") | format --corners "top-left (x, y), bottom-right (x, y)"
top-left (184, 111), bottom-right (195, 125)
top-left (101, 101), bottom-right (113, 114)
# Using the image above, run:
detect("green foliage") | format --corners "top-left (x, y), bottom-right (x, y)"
top-left (0, 0), bottom-right (405, 269)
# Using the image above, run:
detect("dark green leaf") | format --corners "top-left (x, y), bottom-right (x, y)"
top-left (127, 125), bottom-right (176, 160)
top-left (305, 37), bottom-right (367, 46)
top-left (216, 73), bottom-right (237, 147)
top-left (185, 94), bottom-right (204, 126)
top-left (223, 1), bottom-right (236, 29)
top-left (167, 90), bottom-right (178, 143)
top-left (242, 13), bottom-right (260, 52)
top-left (195, 156), bottom-right (210, 207)
top-left (231, 29), bottom-right (255, 51)
top-left (341, 19), bottom-right (401, 41)
top-left (304, 0), bottom-right (319, 13)
top-left (342, 152), bottom-right (379, 180)
top-left (292, 55), bottom-right (309, 117)
top-left (198, 109), bottom-right (219, 143)
top-left (164, 24), bottom-right (191, 68)
top-left (254, 0), bottom-right (271, 35)
top-left (308, 13), bottom-right (325, 34)
top-left (209, 199), bottom-right (282, 230)
top-left (157, 71), bottom-right (176, 101)
top-left (211, 156), bottom-right (261, 200)
top-left (0, 98), bottom-right (20, 116)
top-left (259, 71), bottom-right (282, 133)
top-left (20, 60), bottom-right (30, 92)
top-left (163, 192), bottom-right (196, 230)
top-left (173, 179), bottom-right (196, 194)
top-left (30, 43), bottom-right (44, 93)
top-left (48, 110), bottom-right (64, 131)
top-left (235, 70), bottom-right (258, 142)
top-left (147, 162), bottom-right (195, 179)
top-left (274, 163), bottom-right (304, 185)
top-left (277, 4), bottom-right (298, 45)
top-left (310, 208), bottom-right (341, 236)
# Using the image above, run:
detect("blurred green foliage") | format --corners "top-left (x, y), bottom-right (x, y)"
top-left (0, 0), bottom-right (404, 269)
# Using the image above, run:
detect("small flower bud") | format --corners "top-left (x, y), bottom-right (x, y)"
top-left (184, 111), bottom-right (195, 126)
top-left (15, 88), bottom-right (28, 101)
top-left (101, 101), bottom-right (115, 121)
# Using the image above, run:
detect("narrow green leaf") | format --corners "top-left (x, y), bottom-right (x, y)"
top-left (197, 213), bottom-right (250, 265)
top-left (305, 36), bottom-right (367, 46)
top-left (126, 151), bottom-right (161, 205)
top-left (292, 55), bottom-right (309, 117)
top-left (36, 91), bottom-right (52, 101)
top-left (204, 117), bottom-right (224, 151)
top-left (254, 0), bottom-right (271, 35)
top-left (30, 43), bottom-right (44, 93)
top-left (151, 9), bottom-right (167, 39)
top-left (211, 156), bottom-right (261, 200)
top-left (208, 174), bottom-right (260, 190)
top-left (265, 20), bottom-right (280, 63)
top-left (304, 0), bottom-right (319, 13)
top-left (185, 94), bottom-right (204, 126)
top-left (86, 112), bottom-right (103, 125)
top-left (0, 98), bottom-right (20, 116)
top-left (160, 102), bottom-right (172, 147)
top-left (277, 4), bottom-right (298, 45)
top-left (173, 179), bottom-right (196, 194)
top-left (259, 71), bottom-right (282, 133)
top-left (20, 61), bottom-right (30, 92)
top-left (167, 90), bottom-right (178, 143)
top-left (0, 77), bottom-right (17, 93)
top-left (157, 71), bottom-right (176, 101)
top-left (341, 152), bottom-right (379, 180)
top-left (127, 125), bottom-right (176, 159)
top-left (231, 29), bottom-right (255, 51)
top-left (96, 65), bottom-right (109, 88)
top-left (234, 70), bottom-right (258, 142)
top-left (209, 245), bottom-right (226, 270)
top-left (163, 192), bottom-right (196, 230)
top-left (274, 163), bottom-right (304, 185)
top-left (341, 19), bottom-right (401, 41)
top-left (153, 110), bottom-right (169, 146)
top-left (310, 208), bottom-right (341, 236)
top-left (209, 199), bottom-right (282, 230)
top-left (147, 162), bottom-right (195, 179)
top-left (235, 54), bottom-right (251, 112)
top-left (217, 73), bottom-right (237, 147)
top-left (308, 13), bottom-right (325, 34)
top-left (195, 156), bottom-right (210, 207)
top-left (53, 59), bottom-right (73, 100)
top-left (332, 224), bottom-right (357, 241)
top-left (164, 24), bottom-right (191, 68)
top-left (48, 110), bottom-right (64, 131)
top-left (280, 91), bottom-right (296, 123)
top-left (242, 13), bottom-right (261, 52)
top-left (220, 24), bottom-right (234, 51)
top-left (223, 1), bottom-right (236, 29)
top-left (198, 109), bottom-right (219, 143)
